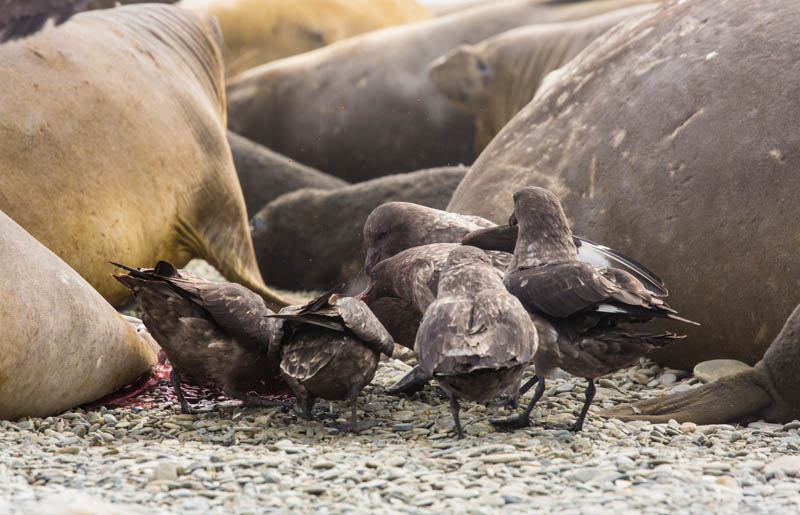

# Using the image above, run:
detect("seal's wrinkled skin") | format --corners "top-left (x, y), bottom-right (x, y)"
top-left (448, 0), bottom-right (800, 368)
top-left (0, 5), bottom-right (287, 310)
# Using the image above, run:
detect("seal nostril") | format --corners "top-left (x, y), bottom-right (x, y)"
top-left (476, 58), bottom-right (488, 73)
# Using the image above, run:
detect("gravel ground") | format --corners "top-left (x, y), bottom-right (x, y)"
top-left (4, 261), bottom-right (799, 514)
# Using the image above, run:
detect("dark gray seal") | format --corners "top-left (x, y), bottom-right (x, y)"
top-left (227, 0), bottom-right (654, 181)
top-left (447, 0), bottom-right (800, 369)
top-left (251, 166), bottom-right (467, 291)
top-left (429, 4), bottom-right (655, 152)
top-left (228, 131), bottom-right (347, 219)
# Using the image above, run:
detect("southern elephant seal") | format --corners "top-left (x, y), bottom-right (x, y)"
top-left (181, 0), bottom-right (430, 76)
top-left (447, 0), bottom-right (800, 368)
top-left (0, 5), bottom-right (286, 310)
top-left (0, 210), bottom-right (158, 420)
top-left (227, 0), bottom-right (656, 182)
top-left (604, 301), bottom-right (800, 425)
top-left (429, 3), bottom-right (657, 152)
top-left (228, 131), bottom-right (348, 218)
top-left (251, 166), bottom-right (467, 291)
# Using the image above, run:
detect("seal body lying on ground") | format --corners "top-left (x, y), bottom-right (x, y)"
top-left (0, 5), bottom-right (285, 309)
top-left (182, 0), bottom-right (430, 76)
top-left (415, 246), bottom-right (537, 438)
top-left (227, 0), bottom-right (655, 181)
top-left (113, 261), bottom-right (288, 414)
top-left (251, 167), bottom-right (467, 291)
top-left (447, 0), bottom-right (800, 368)
top-left (271, 291), bottom-right (394, 433)
top-left (604, 302), bottom-right (800, 425)
top-left (228, 131), bottom-right (347, 218)
top-left (0, 210), bottom-right (158, 420)
top-left (429, 4), bottom-right (656, 152)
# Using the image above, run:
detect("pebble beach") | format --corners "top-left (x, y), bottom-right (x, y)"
top-left (3, 261), bottom-right (799, 514)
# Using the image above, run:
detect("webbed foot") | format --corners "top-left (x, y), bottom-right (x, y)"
top-left (387, 365), bottom-right (430, 396)
top-left (489, 413), bottom-right (532, 431)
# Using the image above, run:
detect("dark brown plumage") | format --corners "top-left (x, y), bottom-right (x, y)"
top-left (463, 217), bottom-right (669, 297)
top-left (415, 246), bottom-right (537, 439)
top-left (503, 187), bottom-right (693, 326)
top-left (360, 242), bottom-right (511, 395)
top-left (363, 202), bottom-right (495, 275)
top-left (112, 261), bottom-right (287, 414)
top-left (361, 201), bottom-right (668, 397)
top-left (361, 243), bottom-right (511, 315)
top-left (271, 291), bottom-right (394, 433)
top-left (489, 187), bottom-right (695, 432)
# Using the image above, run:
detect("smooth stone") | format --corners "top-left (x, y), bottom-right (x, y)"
top-left (764, 456), bottom-right (800, 477)
top-left (781, 420), bottom-right (800, 431)
top-left (659, 374), bottom-right (677, 386)
top-left (556, 383), bottom-right (575, 393)
top-left (151, 463), bottom-right (181, 482)
top-left (693, 360), bottom-right (752, 383)
top-left (566, 468), bottom-right (598, 483)
top-left (479, 453), bottom-right (523, 464)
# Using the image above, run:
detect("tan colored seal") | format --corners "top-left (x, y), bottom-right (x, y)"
top-left (0, 5), bottom-right (286, 309)
top-left (182, 0), bottom-right (430, 76)
top-left (0, 210), bottom-right (158, 420)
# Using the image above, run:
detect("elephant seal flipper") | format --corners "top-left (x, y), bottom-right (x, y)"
top-left (174, 212), bottom-right (285, 311)
top-left (601, 369), bottom-right (772, 425)
top-left (603, 302), bottom-right (800, 425)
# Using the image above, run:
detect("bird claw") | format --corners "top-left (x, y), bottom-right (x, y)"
top-left (493, 393), bottom-right (518, 409)
top-left (489, 413), bottom-right (531, 431)
top-left (179, 405), bottom-right (215, 415)
top-left (313, 411), bottom-right (340, 421)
